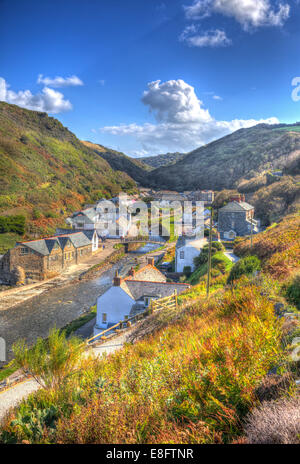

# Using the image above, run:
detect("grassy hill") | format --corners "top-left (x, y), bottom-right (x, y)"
top-left (2, 212), bottom-right (299, 444)
top-left (141, 151), bottom-right (185, 169)
top-left (82, 141), bottom-right (151, 184)
top-left (144, 123), bottom-right (300, 191)
top-left (0, 102), bottom-right (137, 249)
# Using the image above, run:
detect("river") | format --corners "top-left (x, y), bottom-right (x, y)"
top-left (0, 243), bottom-right (161, 361)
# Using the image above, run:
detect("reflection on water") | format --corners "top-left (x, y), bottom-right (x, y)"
top-left (131, 243), bottom-right (161, 254)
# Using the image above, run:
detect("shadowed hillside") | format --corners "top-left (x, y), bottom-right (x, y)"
top-left (144, 123), bottom-right (300, 191)
top-left (141, 152), bottom-right (185, 169)
top-left (82, 141), bottom-right (151, 184)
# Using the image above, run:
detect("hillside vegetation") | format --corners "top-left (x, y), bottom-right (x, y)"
top-left (0, 102), bottom-right (137, 246)
top-left (234, 212), bottom-right (300, 281)
top-left (141, 152), bottom-right (185, 169)
top-left (144, 123), bottom-right (300, 191)
top-left (213, 175), bottom-right (300, 226)
top-left (82, 141), bottom-right (151, 185)
top-left (1, 212), bottom-right (299, 444)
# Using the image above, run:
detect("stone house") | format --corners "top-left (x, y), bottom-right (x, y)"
top-left (175, 236), bottom-right (207, 273)
top-left (218, 201), bottom-right (259, 240)
top-left (95, 258), bottom-right (190, 333)
top-left (0, 230), bottom-right (97, 284)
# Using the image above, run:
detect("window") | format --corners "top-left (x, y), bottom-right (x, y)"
top-left (180, 251), bottom-right (184, 259)
top-left (102, 313), bottom-right (107, 323)
top-left (20, 247), bottom-right (29, 255)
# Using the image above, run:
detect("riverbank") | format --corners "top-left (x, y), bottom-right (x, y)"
top-left (0, 242), bottom-right (168, 363)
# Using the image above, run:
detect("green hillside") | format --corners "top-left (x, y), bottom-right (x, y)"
top-left (144, 123), bottom-right (300, 191)
top-left (0, 102), bottom-right (137, 245)
top-left (82, 140), bottom-right (151, 184)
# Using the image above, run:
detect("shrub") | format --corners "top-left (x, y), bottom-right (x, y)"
top-left (244, 396), bottom-right (300, 444)
top-left (12, 328), bottom-right (85, 390)
top-left (0, 215), bottom-right (25, 235)
top-left (183, 266), bottom-right (192, 277)
top-left (227, 256), bottom-right (261, 283)
top-left (285, 274), bottom-right (300, 309)
top-left (254, 373), bottom-right (293, 402)
top-left (194, 242), bottom-right (224, 267)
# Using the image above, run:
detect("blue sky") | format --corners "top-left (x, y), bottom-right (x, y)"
top-left (1, 0), bottom-right (300, 156)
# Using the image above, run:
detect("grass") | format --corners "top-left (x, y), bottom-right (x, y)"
top-left (0, 365), bottom-right (18, 382)
top-left (0, 278), bottom-right (285, 444)
top-left (187, 251), bottom-right (233, 286)
top-left (235, 213), bottom-right (300, 281)
top-left (62, 305), bottom-right (97, 337)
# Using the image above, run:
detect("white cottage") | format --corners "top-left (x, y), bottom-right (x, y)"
top-left (175, 236), bottom-right (207, 273)
top-left (94, 258), bottom-right (190, 334)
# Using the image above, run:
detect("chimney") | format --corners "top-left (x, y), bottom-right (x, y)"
top-left (148, 257), bottom-right (155, 266)
top-left (129, 267), bottom-right (135, 277)
top-left (113, 270), bottom-right (122, 286)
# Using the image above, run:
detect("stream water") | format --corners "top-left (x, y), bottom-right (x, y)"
top-left (0, 244), bottom-right (161, 360)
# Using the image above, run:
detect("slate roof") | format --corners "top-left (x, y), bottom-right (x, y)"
top-left (21, 238), bottom-right (59, 256)
top-left (56, 228), bottom-right (101, 239)
top-left (219, 201), bottom-right (254, 213)
top-left (17, 231), bottom-right (93, 256)
top-left (125, 264), bottom-right (166, 283)
top-left (120, 280), bottom-right (190, 300)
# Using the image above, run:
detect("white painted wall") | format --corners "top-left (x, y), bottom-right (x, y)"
top-left (175, 239), bottom-right (206, 273)
top-left (95, 286), bottom-right (135, 331)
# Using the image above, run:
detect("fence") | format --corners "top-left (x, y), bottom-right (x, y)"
top-left (86, 290), bottom-right (178, 345)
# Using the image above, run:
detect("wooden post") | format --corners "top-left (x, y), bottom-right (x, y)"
top-left (206, 207), bottom-right (214, 298)
top-left (174, 289), bottom-right (178, 309)
top-left (250, 218), bottom-right (253, 249)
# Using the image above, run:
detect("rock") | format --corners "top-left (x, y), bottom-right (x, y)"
top-left (274, 302), bottom-right (285, 316)
top-left (291, 337), bottom-right (300, 346)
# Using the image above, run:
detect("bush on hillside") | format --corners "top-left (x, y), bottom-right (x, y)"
top-left (194, 242), bottom-right (224, 267)
top-left (285, 274), bottom-right (300, 309)
top-left (244, 396), bottom-right (300, 444)
top-left (227, 256), bottom-right (261, 284)
top-left (183, 266), bottom-right (192, 277)
top-left (0, 215), bottom-right (25, 235)
top-left (12, 328), bottom-right (85, 390)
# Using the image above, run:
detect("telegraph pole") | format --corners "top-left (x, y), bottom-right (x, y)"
top-left (206, 207), bottom-right (214, 298)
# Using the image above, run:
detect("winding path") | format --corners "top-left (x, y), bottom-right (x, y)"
top-left (0, 328), bottom-right (134, 424)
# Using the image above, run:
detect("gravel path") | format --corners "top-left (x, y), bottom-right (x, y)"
top-left (0, 328), bottom-right (134, 424)
top-left (224, 251), bottom-right (240, 263)
top-left (0, 378), bottom-right (40, 423)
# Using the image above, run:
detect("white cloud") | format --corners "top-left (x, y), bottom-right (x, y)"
top-left (213, 95), bottom-right (223, 100)
top-left (37, 74), bottom-right (84, 87)
top-left (0, 77), bottom-right (72, 113)
top-left (141, 79), bottom-right (212, 124)
top-left (100, 79), bottom-right (279, 156)
top-left (180, 26), bottom-right (232, 47)
top-left (184, 0), bottom-right (290, 29)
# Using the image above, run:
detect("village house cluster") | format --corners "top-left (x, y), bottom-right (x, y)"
top-left (0, 189), bottom-right (260, 286)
